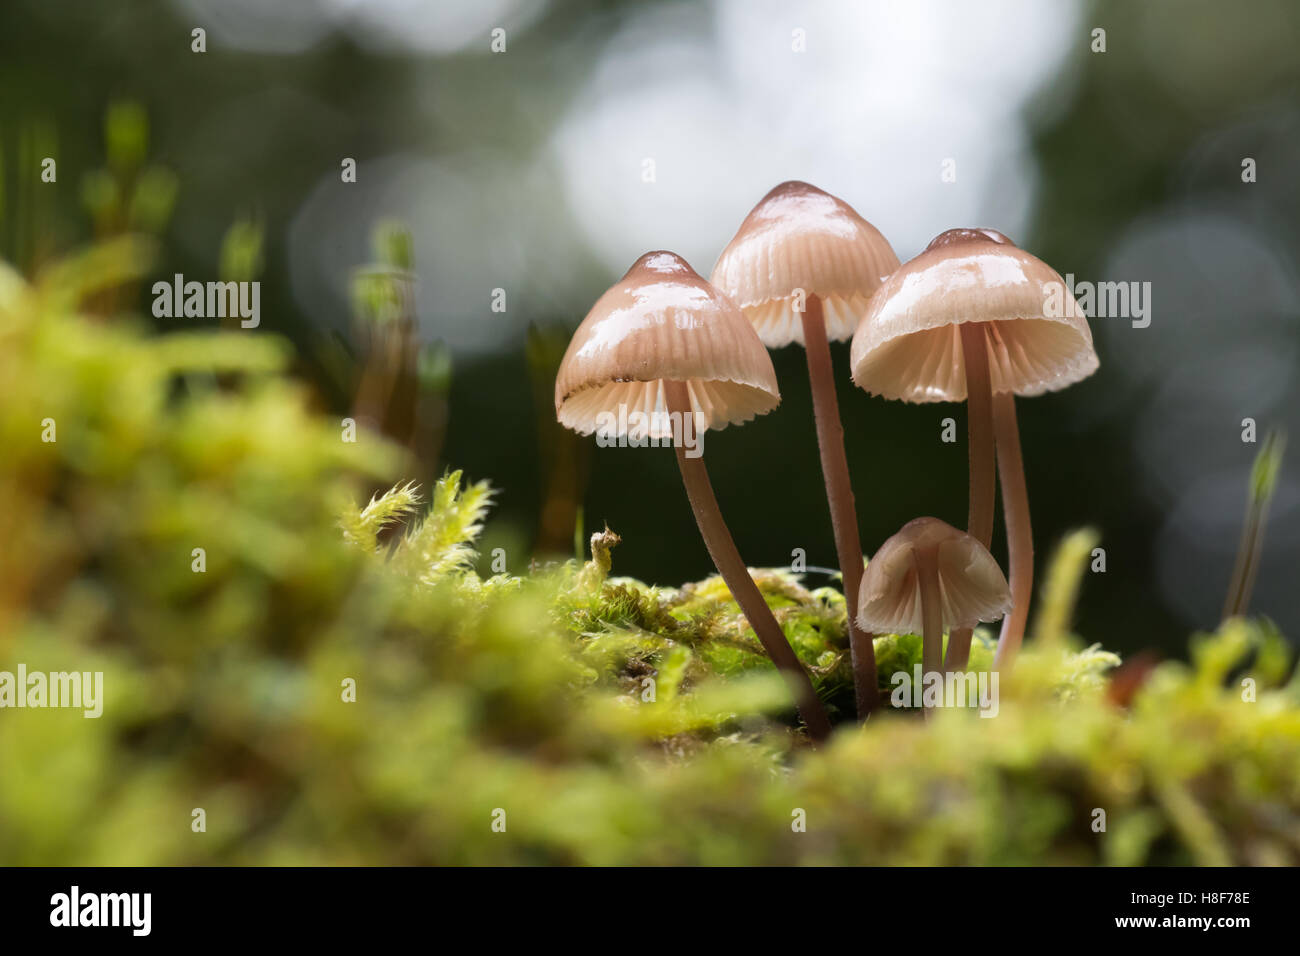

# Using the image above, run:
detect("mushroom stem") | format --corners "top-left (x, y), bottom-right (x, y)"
top-left (946, 322), bottom-right (997, 672)
top-left (799, 295), bottom-right (877, 717)
top-left (992, 390), bottom-right (1033, 668)
top-left (943, 641), bottom-right (974, 679)
top-left (665, 380), bottom-right (832, 742)
top-left (961, 322), bottom-right (998, 548)
top-left (915, 547), bottom-right (944, 714)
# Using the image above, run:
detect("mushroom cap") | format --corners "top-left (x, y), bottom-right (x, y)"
top-left (555, 251), bottom-right (780, 437)
top-left (856, 516), bottom-right (1011, 636)
top-left (710, 181), bottom-right (900, 348)
top-left (849, 228), bottom-right (1099, 402)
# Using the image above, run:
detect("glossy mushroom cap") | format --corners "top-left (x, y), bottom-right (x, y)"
top-left (856, 516), bottom-right (1011, 636)
top-left (849, 228), bottom-right (1099, 402)
top-left (710, 181), bottom-right (900, 348)
top-left (555, 251), bottom-right (780, 437)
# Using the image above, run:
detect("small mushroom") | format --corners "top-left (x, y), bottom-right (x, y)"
top-left (555, 251), bottom-right (832, 741)
top-left (857, 517), bottom-right (1011, 702)
top-left (711, 181), bottom-right (899, 718)
top-left (850, 229), bottom-right (1097, 668)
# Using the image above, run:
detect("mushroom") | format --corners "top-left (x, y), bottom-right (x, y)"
top-left (856, 516), bottom-right (1011, 703)
top-left (850, 229), bottom-right (1098, 668)
top-left (555, 251), bottom-right (832, 741)
top-left (711, 181), bottom-right (899, 717)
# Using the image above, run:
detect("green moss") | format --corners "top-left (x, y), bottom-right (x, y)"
top-left (1, 249), bottom-right (1298, 865)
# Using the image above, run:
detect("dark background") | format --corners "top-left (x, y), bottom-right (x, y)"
top-left (3, 0), bottom-right (1297, 656)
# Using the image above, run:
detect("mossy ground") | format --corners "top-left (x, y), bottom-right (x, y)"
top-left (2, 247), bottom-right (1298, 865)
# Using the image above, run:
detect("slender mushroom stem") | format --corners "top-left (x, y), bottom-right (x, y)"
top-left (960, 322), bottom-right (997, 547)
top-left (946, 322), bottom-right (997, 672)
top-left (915, 547), bottom-right (943, 715)
top-left (799, 295), bottom-right (877, 717)
top-left (665, 380), bottom-right (832, 742)
top-left (993, 390), bottom-right (1033, 668)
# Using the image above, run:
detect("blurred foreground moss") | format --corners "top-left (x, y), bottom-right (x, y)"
top-left (1, 251), bottom-right (1298, 865)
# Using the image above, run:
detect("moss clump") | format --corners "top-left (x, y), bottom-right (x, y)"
top-left (1, 249), bottom-right (1298, 865)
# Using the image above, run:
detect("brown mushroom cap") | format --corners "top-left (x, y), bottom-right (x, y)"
top-left (856, 516), bottom-right (1011, 636)
top-left (555, 251), bottom-right (780, 436)
top-left (849, 228), bottom-right (1099, 402)
top-left (710, 181), bottom-right (900, 348)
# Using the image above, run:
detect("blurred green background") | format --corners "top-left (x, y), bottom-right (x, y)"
top-left (2, 0), bottom-right (1297, 657)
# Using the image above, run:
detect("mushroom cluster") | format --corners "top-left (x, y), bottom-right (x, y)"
top-left (555, 183), bottom-right (1098, 739)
